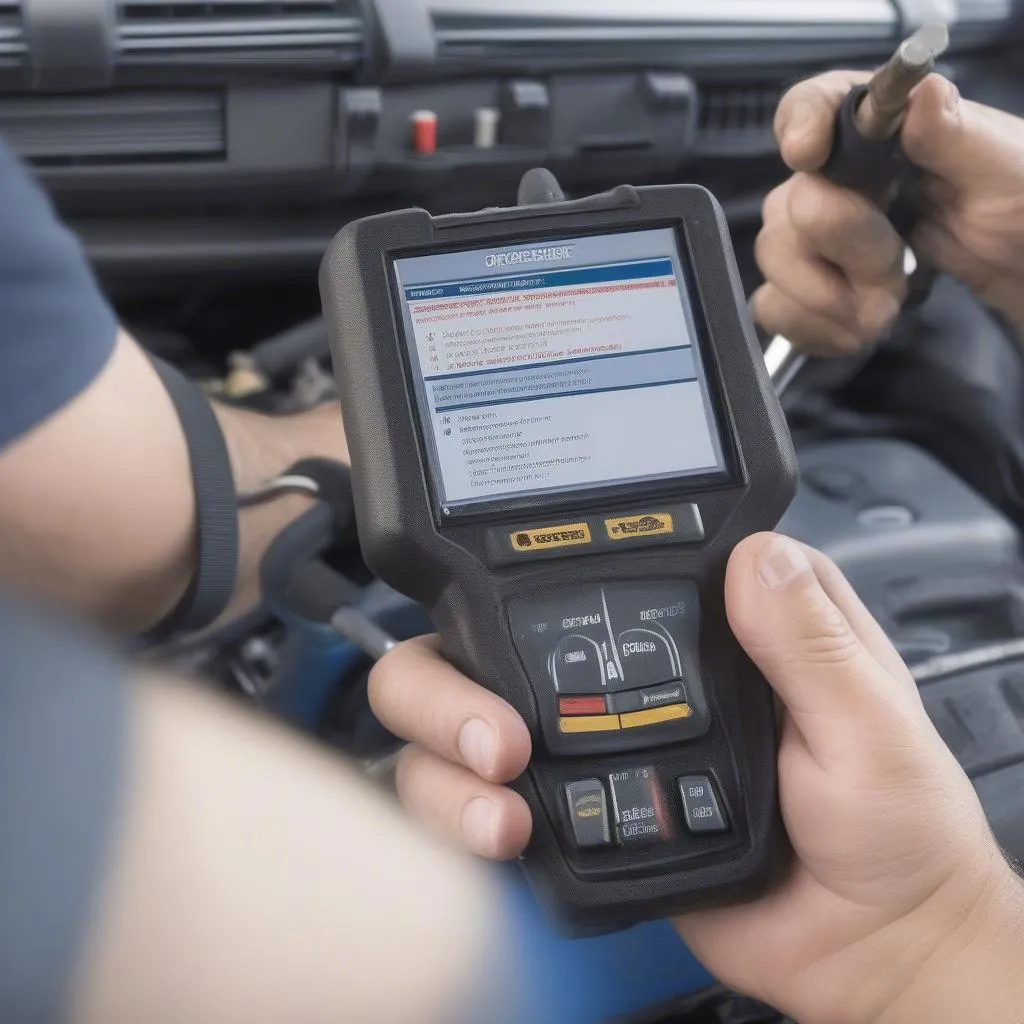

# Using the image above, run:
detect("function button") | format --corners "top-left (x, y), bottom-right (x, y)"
top-left (608, 681), bottom-right (687, 715)
top-left (550, 636), bottom-right (605, 694)
top-left (559, 714), bottom-right (621, 735)
top-left (605, 689), bottom-right (644, 715)
top-left (608, 766), bottom-right (668, 845)
top-left (558, 695), bottom-right (608, 717)
top-left (564, 779), bottom-right (611, 848)
top-left (678, 776), bottom-right (728, 834)
top-left (621, 704), bottom-right (692, 730)
top-left (617, 628), bottom-right (679, 688)
top-left (639, 680), bottom-right (686, 709)
top-left (604, 506), bottom-right (704, 544)
top-left (600, 583), bottom-right (699, 696)
top-left (605, 512), bottom-right (675, 541)
top-left (510, 522), bottom-right (592, 553)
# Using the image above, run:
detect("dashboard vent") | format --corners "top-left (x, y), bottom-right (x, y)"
top-left (697, 82), bottom-right (784, 153)
top-left (0, 92), bottom-right (225, 166)
top-left (431, 2), bottom-right (898, 71)
top-left (0, 0), bottom-right (24, 69)
top-left (116, 0), bottom-right (365, 68)
top-left (950, 0), bottom-right (1012, 46)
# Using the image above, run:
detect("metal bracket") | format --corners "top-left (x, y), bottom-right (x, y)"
top-left (363, 0), bottom-right (435, 81)
top-left (23, 0), bottom-right (116, 91)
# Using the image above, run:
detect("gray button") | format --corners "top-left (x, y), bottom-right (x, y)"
top-left (609, 766), bottom-right (666, 845)
top-left (606, 690), bottom-right (644, 714)
top-left (602, 583), bottom-right (699, 696)
top-left (638, 680), bottom-right (686, 709)
top-left (550, 635), bottom-right (605, 694)
top-left (607, 681), bottom-right (686, 714)
top-left (564, 779), bottom-right (611, 848)
top-left (617, 628), bottom-right (678, 688)
top-left (678, 775), bottom-right (728, 834)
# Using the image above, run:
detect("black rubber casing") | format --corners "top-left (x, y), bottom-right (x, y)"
top-left (320, 184), bottom-right (798, 932)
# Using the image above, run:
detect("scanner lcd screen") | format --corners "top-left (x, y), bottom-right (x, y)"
top-left (394, 228), bottom-right (727, 511)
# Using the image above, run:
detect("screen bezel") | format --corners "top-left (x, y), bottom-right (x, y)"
top-left (386, 219), bottom-right (742, 526)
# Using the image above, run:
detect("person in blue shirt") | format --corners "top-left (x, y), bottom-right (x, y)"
top-left (0, 144), bottom-right (350, 636)
top-left (1, 70), bottom-right (1024, 1024)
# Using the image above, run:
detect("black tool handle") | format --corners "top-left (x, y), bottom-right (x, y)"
top-left (823, 85), bottom-right (905, 203)
top-left (822, 84), bottom-right (936, 308)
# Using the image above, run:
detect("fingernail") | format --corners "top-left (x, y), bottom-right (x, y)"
top-left (461, 797), bottom-right (498, 853)
top-left (758, 537), bottom-right (813, 590)
top-left (458, 718), bottom-right (496, 777)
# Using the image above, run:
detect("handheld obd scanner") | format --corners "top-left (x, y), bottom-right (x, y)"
top-left (320, 179), bottom-right (797, 932)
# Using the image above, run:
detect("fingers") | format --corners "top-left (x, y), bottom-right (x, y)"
top-left (774, 70), bottom-right (872, 172)
top-left (784, 174), bottom-right (905, 285)
top-left (912, 216), bottom-right (995, 296)
top-left (902, 74), bottom-right (1024, 195)
top-left (396, 746), bottom-right (533, 859)
top-left (369, 636), bottom-right (531, 785)
top-left (752, 174), bottom-right (906, 353)
top-left (754, 221), bottom-right (857, 324)
top-left (726, 534), bottom-right (920, 762)
top-left (371, 637), bottom-right (534, 860)
top-left (750, 285), bottom-right (862, 356)
top-left (796, 542), bottom-right (918, 695)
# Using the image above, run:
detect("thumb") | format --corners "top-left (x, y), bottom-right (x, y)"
top-left (726, 534), bottom-right (909, 760)
top-left (902, 74), bottom-right (1024, 193)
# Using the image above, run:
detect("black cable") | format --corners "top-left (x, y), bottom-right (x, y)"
top-left (250, 317), bottom-right (330, 381)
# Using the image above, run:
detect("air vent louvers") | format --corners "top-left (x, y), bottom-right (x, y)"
top-left (0, 0), bottom-right (25, 69)
top-left (117, 0), bottom-right (364, 68)
top-left (698, 83), bottom-right (784, 137)
top-left (431, 4), bottom-right (897, 70)
top-left (0, 92), bottom-right (225, 166)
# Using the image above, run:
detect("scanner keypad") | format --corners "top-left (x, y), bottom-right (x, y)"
top-left (508, 582), bottom-right (704, 755)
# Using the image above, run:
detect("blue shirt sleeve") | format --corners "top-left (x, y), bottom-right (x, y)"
top-left (0, 138), bottom-right (118, 450)
top-left (0, 591), bottom-right (127, 1023)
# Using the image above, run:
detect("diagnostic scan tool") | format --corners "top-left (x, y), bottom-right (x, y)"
top-left (321, 182), bottom-right (797, 931)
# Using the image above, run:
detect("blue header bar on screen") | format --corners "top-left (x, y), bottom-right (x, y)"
top-left (404, 259), bottom-right (673, 302)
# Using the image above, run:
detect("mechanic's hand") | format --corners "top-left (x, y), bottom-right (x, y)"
top-left (372, 535), bottom-right (1024, 1024)
top-left (673, 533), bottom-right (1024, 1024)
top-left (754, 71), bottom-right (1024, 353)
top-left (369, 635), bottom-right (533, 859)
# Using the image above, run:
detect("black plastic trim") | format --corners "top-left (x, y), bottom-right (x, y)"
top-left (23, 0), bottom-right (115, 91)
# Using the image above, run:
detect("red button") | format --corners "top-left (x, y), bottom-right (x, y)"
top-left (558, 696), bottom-right (608, 717)
top-left (410, 110), bottom-right (438, 155)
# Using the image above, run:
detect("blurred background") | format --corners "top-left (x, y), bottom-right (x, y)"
top-left (0, 0), bottom-right (1017, 386)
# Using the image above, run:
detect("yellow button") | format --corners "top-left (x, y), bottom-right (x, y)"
top-left (511, 523), bottom-right (592, 552)
top-left (559, 714), bottom-right (622, 734)
top-left (620, 704), bottom-right (692, 729)
top-left (605, 513), bottom-right (674, 541)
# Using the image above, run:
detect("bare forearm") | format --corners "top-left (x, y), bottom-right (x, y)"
top-left (0, 329), bottom-right (347, 634)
